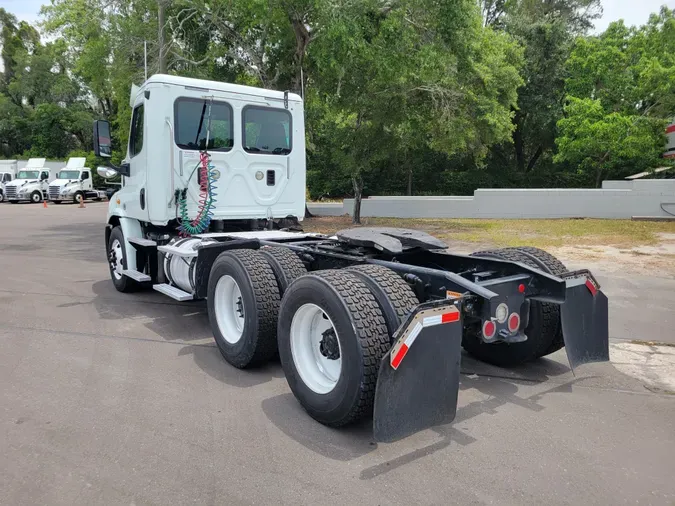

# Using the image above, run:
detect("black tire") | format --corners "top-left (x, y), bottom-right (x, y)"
top-left (107, 226), bottom-right (140, 293)
top-left (345, 264), bottom-right (419, 340)
top-left (0, 191), bottom-right (4, 203)
top-left (463, 248), bottom-right (561, 367)
top-left (207, 250), bottom-right (281, 368)
top-left (30, 191), bottom-right (42, 203)
top-left (259, 247), bottom-right (307, 295)
top-left (278, 270), bottom-right (390, 427)
top-left (502, 247), bottom-right (567, 357)
top-left (73, 192), bottom-right (83, 204)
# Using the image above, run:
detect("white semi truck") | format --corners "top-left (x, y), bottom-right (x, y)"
top-left (94, 74), bottom-right (609, 442)
top-left (0, 159), bottom-right (17, 203)
top-left (48, 157), bottom-right (106, 204)
top-left (4, 158), bottom-right (52, 204)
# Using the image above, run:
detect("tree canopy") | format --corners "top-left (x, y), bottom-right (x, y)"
top-left (0, 1), bottom-right (673, 220)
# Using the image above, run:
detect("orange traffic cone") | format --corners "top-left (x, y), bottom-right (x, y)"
top-left (43, 200), bottom-right (48, 208)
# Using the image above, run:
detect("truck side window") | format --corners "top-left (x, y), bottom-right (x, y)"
top-left (41, 171), bottom-right (49, 181)
top-left (3, 174), bottom-right (10, 182)
top-left (243, 106), bottom-right (292, 155)
top-left (81, 171), bottom-right (90, 180)
top-left (174, 98), bottom-right (233, 151)
top-left (130, 104), bottom-right (144, 157)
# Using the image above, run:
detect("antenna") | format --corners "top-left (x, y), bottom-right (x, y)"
top-left (144, 41), bottom-right (148, 81)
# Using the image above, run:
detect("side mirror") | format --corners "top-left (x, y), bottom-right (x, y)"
top-left (41, 173), bottom-right (48, 181)
top-left (93, 120), bottom-right (112, 158)
top-left (97, 167), bottom-right (118, 179)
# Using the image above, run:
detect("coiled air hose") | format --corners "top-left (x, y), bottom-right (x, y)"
top-left (178, 151), bottom-right (217, 236)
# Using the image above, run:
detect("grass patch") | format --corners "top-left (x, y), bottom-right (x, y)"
top-left (302, 216), bottom-right (675, 250)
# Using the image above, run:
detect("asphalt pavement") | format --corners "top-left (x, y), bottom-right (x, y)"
top-left (1, 202), bottom-right (673, 505)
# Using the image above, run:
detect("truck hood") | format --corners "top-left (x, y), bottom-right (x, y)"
top-left (50, 179), bottom-right (80, 187)
top-left (6, 179), bottom-right (39, 188)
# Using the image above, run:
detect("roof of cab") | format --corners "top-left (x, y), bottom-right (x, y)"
top-left (143, 74), bottom-right (303, 103)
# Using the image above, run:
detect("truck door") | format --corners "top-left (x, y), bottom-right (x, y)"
top-left (121, 101), bottom-right (149, 221)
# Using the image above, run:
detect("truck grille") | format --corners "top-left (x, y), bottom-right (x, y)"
top-left (49, 185), bottom-right (61, 200)
top-left (5, 186), bottom-right (17, 199)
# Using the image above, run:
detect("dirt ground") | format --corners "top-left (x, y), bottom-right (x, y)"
top-left (302, 216), bottom-right (675, 277)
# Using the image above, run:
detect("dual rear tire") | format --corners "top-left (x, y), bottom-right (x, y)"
top-left (207, 251), bottom-right (417, 426)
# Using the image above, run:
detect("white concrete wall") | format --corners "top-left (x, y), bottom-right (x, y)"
top-left (307, 180), bottom-right (675, 219)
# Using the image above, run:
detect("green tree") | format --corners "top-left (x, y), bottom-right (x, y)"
top-left (557, 8), bottom-right (675, 185)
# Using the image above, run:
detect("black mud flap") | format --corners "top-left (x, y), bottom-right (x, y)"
top-left (373, 301), bottom-right (463, 443)
top-left (560, 275), bottom-right (609, 370)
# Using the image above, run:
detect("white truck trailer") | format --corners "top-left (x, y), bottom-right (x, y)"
top-left (0, 159), bottom-right (18, 203)
top-left (48, 157), bottom-right (106, 204)
top-left (94, 74), bottom-right (610, 441)
top-left (4, 158), bottom-right (52, 204)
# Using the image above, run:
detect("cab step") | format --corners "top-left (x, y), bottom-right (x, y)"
top-left (128, 237), bottom-right (157, 247)
top-left (153, 283), bottom-right (193, 301)
top-left (122, 269), bottom-right (151, 282)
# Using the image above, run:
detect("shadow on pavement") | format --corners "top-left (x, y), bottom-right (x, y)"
top-left (261, 393), bottom-right (378, 461)
top-left (260, 350), bottom-right (580, 473)
top-left (179, 344), bottom-right (285, 388)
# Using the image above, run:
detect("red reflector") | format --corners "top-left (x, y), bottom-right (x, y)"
top-left (391, 343), bottom-right (409, 370)
top-left (518, 283), bottom-right (526, 293)
top-left (441, 311), bottom-right (460, 323)
top-left (482, 320), bottom-right (496, 339)
top-left (585, 279), bottom-right (598, 297)
top-left (508, 312), bottom-right (520, 333)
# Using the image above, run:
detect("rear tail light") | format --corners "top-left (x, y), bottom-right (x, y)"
top-left (482, 320), bottom-right (496, 339)
top-left (508, 312), bottom-right (521, 333)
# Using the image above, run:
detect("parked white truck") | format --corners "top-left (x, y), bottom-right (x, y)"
top-left (4, 158), bottom-right (52, 204)
top-left (94, 74), bottom-right (609, 442)
top-left (0, 159), bottom-right (17, 203)
top-left (48, 157), bottom-right (106, 204)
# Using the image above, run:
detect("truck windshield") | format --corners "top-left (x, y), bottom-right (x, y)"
top-left (58, 170), bottom-right (81, 179)
top-left (243, 106), bottom-right (292, 155)
top-left (17, 170), bottom-right (39, 179)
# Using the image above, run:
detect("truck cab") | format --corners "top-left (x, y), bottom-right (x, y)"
top-left (48, 157), bottom-right (104, 204)
top-left (4, 158), bottom-right (52, 204)
top-left (96, 74), bottom-right (306, 228)
top-left (0, 160), bottom-right (17, 203)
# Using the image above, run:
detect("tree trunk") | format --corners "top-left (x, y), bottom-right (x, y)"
top-left (513, 111), bottom-right (525, 172)
top-left (290, 15), bottom-right (311, 95)
top-left (407, 169), bottom-right (413, 196)
top-left (595, 167), bottom-right (603, 188)
top-left (158, 0), bottom-right (167, 74)
top-left (352, 176), bottom-right (363, 225)
top-left (525, 145), bottom-right (543, 173)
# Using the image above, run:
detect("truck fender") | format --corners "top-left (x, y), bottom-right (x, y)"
top-left (107, 211), bottom-right (143, 272)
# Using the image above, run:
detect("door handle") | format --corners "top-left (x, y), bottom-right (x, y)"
top-left (140, 188), bottom-right (145, 210)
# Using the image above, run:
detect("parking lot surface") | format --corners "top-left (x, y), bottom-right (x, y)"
top-left (1, 202), bottom-right (674, 505)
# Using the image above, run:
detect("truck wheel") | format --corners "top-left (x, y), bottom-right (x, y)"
top-left (73, 192), bottom-right (83, 204)
top-left (259, 247), bottom-right (307, 295)
top-left (107, 226), bottom-right (139, 293)
top-left (277, 270), bottom-right (390, 427)
top-left (207, 250), bottom-right (280, 368)
top-left (503, 247), bottom-right (567, 357)
top-left (30, 191), bottom-right (42, 203)
top-left (345, 264), bottom-right (419, 340)
top-left (0, 192), bottom-right (4, 203)
top-left (463, 248), bottom-right (560, 367)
